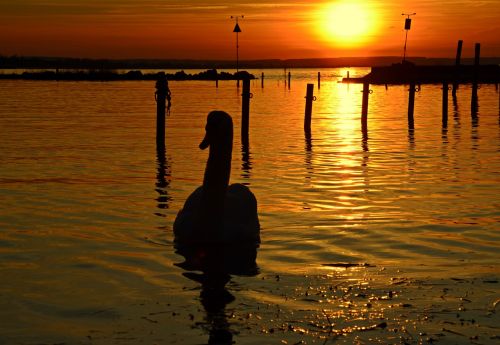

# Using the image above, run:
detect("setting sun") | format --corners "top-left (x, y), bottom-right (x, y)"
top-left (316, 1), bottom-right (379, 48)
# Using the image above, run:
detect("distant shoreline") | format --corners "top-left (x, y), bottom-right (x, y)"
top-left (2, 55), bottom-right (499, 70)
top-left (0, 69), bottom-right (256, 81)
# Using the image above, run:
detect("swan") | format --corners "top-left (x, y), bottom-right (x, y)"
top-left (174, 111), bottom-right (260, 245)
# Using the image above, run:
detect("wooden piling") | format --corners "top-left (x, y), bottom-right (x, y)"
top-left (452, 40), bottom-right (463, 96)
top-left (304, 83), bottom-right (314, 133)
top-left (442, 82), bottom-right (448, 128)
top-left (408, 82), bottom-right (416, 130)
top-left (318, 72), bottom-right (321, 90)
top-left (241, 78), bottom-right (251, 144)
top-left (261, 72), bottom-right (264, 88)
top-left (361, 82), bottom-right (370, 130)
top-left (155, 73), bottom-right (168, 146)
top-left (288, 71), bottom-right (291, 90)
top-left (471, 43), bottom-right (480, 116)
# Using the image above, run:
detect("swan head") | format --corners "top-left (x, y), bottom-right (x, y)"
top-left (199, 111), bottom-right (233, 150)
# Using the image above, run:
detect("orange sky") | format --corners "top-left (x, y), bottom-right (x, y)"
top-left (0, 1), bottom-right (499, 60)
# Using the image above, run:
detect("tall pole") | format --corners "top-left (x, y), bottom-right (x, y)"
top-left (155, 72), bottom-right (169, 148)
top-left (241, 79), bottom-right (251, 146)
top-left (231, 15), bottom-right (243, 86)
top-left (452, 40), bottom-right (463, 96)
top-left (402, 13), bottom-right (416, 63)
top-left (304, 84), bottom-right (315, 134)
top-left (236, 29), bottom-right (239, 73)
top-left (471, 43), bottom-right (480, 117)
top-left (403, 30), bottom-right (409, 62)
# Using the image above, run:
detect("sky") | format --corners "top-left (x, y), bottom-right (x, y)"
top-left (1, 0), bottom-right (499, 60)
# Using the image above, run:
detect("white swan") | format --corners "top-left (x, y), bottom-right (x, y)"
top-left (174, 111), bottom-right (260, 245)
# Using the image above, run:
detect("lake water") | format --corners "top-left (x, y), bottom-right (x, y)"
top-left (1, 68), bottom-right (499, 344)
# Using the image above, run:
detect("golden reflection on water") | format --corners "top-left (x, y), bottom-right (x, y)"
top-left (0, 72), bottom-right (499, 344)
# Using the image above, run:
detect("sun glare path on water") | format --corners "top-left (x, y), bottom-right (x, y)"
top-left (316, 1), bottom-right (379, 47)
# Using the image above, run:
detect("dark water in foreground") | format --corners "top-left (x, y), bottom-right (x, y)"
top-left (1, 68), bottom-right (499, 344)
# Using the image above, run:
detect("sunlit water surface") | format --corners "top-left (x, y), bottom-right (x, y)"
top-left (1, 68), bottom-right (499, 344)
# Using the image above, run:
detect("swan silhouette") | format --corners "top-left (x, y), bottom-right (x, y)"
top-left (174, 111), bottom-right (260, 245)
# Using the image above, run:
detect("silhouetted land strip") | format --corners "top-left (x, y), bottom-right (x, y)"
top-left (343, 63), bottom-right (500, 84)
top-left (2, 55), bottom-right (500, 70)
top-left (0, 69), bottom-right (255, 81)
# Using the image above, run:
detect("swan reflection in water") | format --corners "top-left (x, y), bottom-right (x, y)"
top-left (173, 111), bottom-right (261, 343)
top-left (175, 243), bottom-right (259, 344)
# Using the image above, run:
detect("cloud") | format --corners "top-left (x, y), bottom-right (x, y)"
top-left (0, 1), bottom-right (230, 17)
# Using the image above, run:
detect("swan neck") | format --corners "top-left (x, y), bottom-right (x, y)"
top-left (199, 138), bottom-right (232, 227)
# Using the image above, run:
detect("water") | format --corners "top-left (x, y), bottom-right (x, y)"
top-left (1, 68), bottom-right (499, 344)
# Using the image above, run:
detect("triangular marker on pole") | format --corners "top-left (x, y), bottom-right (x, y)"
top-left (233, 23), bottom-right (241, 32)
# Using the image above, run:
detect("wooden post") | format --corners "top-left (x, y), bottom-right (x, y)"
top-left (318, 72), bottom-right (321, 90)
top-left (452, 40), bottom-right (463, 96)
top-left (304, 84), bottom-right (314, 133)
top-left (471, 43), bottom-right (480, 117)
top-left (261, 72), bottom-right (264, 88)
top-left (442, 82), bottom-right (448, 128)
top-left (288, 71), bottom-right (291, 90)
top-left (215, 77), bottom-right (218, 88)
top-left (361, 82), bottom-right (370, 131)
top-left (241, 78), bottom-right (251, 145)
top-left (408, 82), bottom-right (416, 130)
top-left (155, 73), bottom-right (168, 147)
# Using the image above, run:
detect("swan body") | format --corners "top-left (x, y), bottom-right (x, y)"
top-left (174, 111), bottom-right (260, 245)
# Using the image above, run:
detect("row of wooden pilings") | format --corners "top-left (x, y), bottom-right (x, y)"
top-left (258, 70), bottom-right (322, 90)
top-left (155, 56), bottom-right (498, 147)
top-left (154, 74), bottom-right (318, 145)
top-left (156, 77), bottom-right (498, 147)
top-left (362, 42), bottom-right (483, 132)
top-left (218, 69), bottom-right (322, 91)
top-left (362, 79), bottom-right (482, 132)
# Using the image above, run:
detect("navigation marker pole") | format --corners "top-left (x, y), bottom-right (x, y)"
top-left (231, 15), bottom-right (244, 87)
top-left (402, 12), bottom-right (416, 63)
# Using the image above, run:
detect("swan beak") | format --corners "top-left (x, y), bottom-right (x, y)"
top-left (199, 133), bottom-right (210, 150)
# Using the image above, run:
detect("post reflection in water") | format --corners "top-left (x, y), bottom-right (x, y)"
top-left (452, 93), bottom-right (461, 141)
top-left (471, 114), bottom-right (480, 151)
top-left (304, 131), bottom-right (313, 178)
top-left (442, 91), bottom-right (449, 141)
top-left (361, 128), bottom-right (369, 160)
top-left (241, 143), bottom-right (252, 180)
top-left (407, 129), bottom-right (416, 176)
top-left (471, 94), bottom-right (480, 151)
top-left (472, 92), bottom-right (479, 120)
top-left (441, 124), bottom-right (449, 143)
top-left (361, 128), bottom-right (370, 191)
top-left (498, 84), bottom-right (500, 121)
top-left (175, 243), bottom-right (259, 344)
top-left (155, 143), bottom-right (172, 215)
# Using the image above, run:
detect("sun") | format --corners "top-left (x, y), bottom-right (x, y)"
top-left (316, 1), bottom-right (378, 47)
